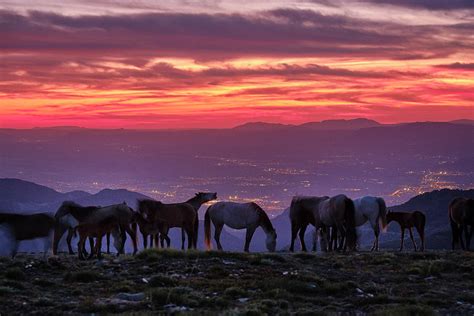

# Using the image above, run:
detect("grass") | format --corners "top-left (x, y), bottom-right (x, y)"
top-left (0, 251), bottom-right (472, 314)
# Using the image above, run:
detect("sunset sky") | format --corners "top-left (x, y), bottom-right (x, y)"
top-left (1, 0), bottom-right (473, 129)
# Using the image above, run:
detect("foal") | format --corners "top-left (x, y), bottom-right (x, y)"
top-left (386, 211), bottom-right (425, 251)
top-left (76, 216), bottom-right (120, 260)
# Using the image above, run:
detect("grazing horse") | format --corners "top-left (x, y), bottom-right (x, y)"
top-left (178, 192), bottom-right (218, 249)
top-left (76, 216), bottom-right (121, 260)
top-left (204, 202), bottom-right (277, 252)
top-left (138, 199), bottom-right (197, 249)
top-left (289, 196), bottom-right (329, 252)
top-left (53, 201), bottom-right (102, 255)
top-left (353, 196), bottom-right (387, 251)
top-left (386, 211), bottom-right (425, 251)
top-left (0, 213), bottom-right (55, 258)
top-left (449, 197), bottom-right (474, 250)
top-left (318, 194), bottom-right (357, 251)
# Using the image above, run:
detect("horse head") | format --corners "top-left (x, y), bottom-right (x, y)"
top-left (265, 229), bottom-right (277, 252)
top-left (196, 192), bottom-right (218, 203)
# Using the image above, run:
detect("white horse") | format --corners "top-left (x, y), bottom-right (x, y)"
top-left (204, 202), bottom-right (277, 252)
top-left (353, 196), bottom-right (387, 251)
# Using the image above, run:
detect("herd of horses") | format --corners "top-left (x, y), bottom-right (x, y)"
top-left (0, 193), bottom-right (472, 259)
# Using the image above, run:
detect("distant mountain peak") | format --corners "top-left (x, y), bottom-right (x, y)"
top-left (232, 122), bottom-right (293, 130)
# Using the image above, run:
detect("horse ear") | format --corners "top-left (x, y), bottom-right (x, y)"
top-left (123, 201), bottom-right (127, 205)
top-left (195, 193), bottom-right (199, 197)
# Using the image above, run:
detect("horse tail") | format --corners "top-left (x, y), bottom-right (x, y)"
top-left (376, 197), bottom-right (388, 232)
top-left (344, 197), bottom-right (357, 251)
top-left (204, 206), bottom-right (212, 250)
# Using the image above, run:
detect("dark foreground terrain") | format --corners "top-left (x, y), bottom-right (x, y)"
top-left (0, 250), bottom-right (473, 315)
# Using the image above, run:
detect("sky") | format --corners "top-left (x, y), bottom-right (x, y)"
top-left (1, 0), bottom-right (473, 129)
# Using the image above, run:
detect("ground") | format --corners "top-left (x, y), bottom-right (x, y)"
top-left (0, 250), bottom-right (473, 315)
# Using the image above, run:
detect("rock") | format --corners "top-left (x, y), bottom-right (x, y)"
top-left (356, 288), bottom-right (364, 294)
top-left (116, 292), bottom-right (146, 302)
top-left (238, 298), bottom-right (250, 303)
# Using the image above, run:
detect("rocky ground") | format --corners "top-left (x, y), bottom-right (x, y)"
top-left (0, 250), bottom-right (473, 315)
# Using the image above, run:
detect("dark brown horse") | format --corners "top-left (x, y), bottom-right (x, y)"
top-left (449, 197), bottom-right (474, 250)
top-left (0, 213), bottom-right (55, 258)
top-left (53, 201), bottom-right (101, 255)
top-left (55, 201), bottom-right (137, 255)
top-left (76, 216), bottom-right (120, 260)
top-left (132, 211), bottom-right (169, 249)
top-left (289, 196), bottom-right (329, 252)
top-left (385, 211), bottom-right (425, 251)
top-left (138, 199), bottom-right (197, 249)
top-left (180, 192), bottom-right (217, 249)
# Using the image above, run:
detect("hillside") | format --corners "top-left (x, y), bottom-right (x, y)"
top-left (0, 251), bottom-right (473, 314)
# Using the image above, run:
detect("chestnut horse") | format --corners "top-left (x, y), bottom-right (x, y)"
top-left (76, 216), bottom-right (121, 260)
top-left (318, 194), bottom-right (358, 251)
top-left (132, 211), bottom-right (168, 249)
top-left (449, 197), bottom-right (474, 250)
top-left (386, 211), bottom-right (425, 251)
top-left (0, 213), bottom-right (55, 258)
top-left (138, 199), bottom-right (197, 249)
top-left (289, 195), bottom-right (329, 252)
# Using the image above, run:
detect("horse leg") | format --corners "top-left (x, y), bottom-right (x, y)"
top-left (181, 228), bottom-right (186, 251)
top-left (416, 225), bottom-right (425, 252)
top-left (408, 227), bottom-right (417, 251)
top-left (143, 233), bottom-right (148, 249)
top-left (464, 225), bottom-right (471, 251)
top-left (10, 240), bottom-right (19, 259)
top-left (106, 232), bottom-right (110, 254)
top-left (88, 237), bottom-right (95, 256)
top-left (244, 226), bottom-right (257, 252)
top-left (42, 236), bottom-right (52, 259)
top-left (214, 224), bottom-right (224, 251)
top-left (124, 225), bottom-right (138, 255)
top-left (52, 224), bottom-right (67, 255)
top-left (96, 236), bottom-right (104, 259)
top-left (66, 228), bottom-right (75, 255)
top-left (399, 227), bottom-right (405, 251)
top-left (289, 221), bottom-right (298, 252)
top-left (78, 237), bottom-right (85, 260)
top-left (187, 226), bottom-right (193, 250)
top-left (312, 229), bottom-right (317, 252)
top-left (459, 225), bottom-right (466, 250)
top-left (371, 224), bottom-right (380, 252)
top-left (299, 224), bottom-right (308, 252)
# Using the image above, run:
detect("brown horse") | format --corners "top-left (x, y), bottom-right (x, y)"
top-left (0, 213), bottom-right (55, 258)
top-left (318, 194), bottom-right (358, 251)
top-left (76, 216), bottom-right (120, 260)
top-left (132, 211), bottom-right (169, 249)
top-left (385, 211), bottom-right (425, 251)
top-left (449, 197), bottom-right (474, 250)
top-left (289, 196), bottom-right (329, 252)
top-left (180, 192), bottom-right (217, 249)
top-left (55, 201), bottom-right (137, 255)
top-left (53, 201), bottom-right (102, 255)
top-left (138, 199), bottom-right (197, 249)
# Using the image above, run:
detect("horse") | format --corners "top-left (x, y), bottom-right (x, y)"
top-left (178, 192), bottom-right (217, 249)
top-left (385, 210), bottom-right (425, 251)
top-left (353, 196), bottom-right (387, 251)
top-left (318, 194), bottom-right (357, 251)
top-left (54, 201), bottom-right (137, 255)
top-left (289, 196), bottom-right (329, 252)
top-left (138, 199), bottom-right (197, 249)
top-left (76, 215), bottom-right (121, 260)
top-left (449, 197), bottom-right (474, 250)
top-left (204, 201), bottom-right (277, 252)
top-left (81, 202), bottom-right (137, 254)
top-left (0, 213), bottom-right (55, 258)
top-left (132, 211), bottom-right (168, 249)
top-left (53, 201), bottom-right (102, 255)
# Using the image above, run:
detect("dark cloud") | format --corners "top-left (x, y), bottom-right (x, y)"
top-left (435, 62), bottom-right (474, 70)
top-left (1, 9), bottom-right (471, 61)
top-left (359, 0), bottom-right (474, 10)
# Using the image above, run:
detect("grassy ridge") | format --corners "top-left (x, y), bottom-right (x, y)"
top-left (0, 250), bottom-right (473, 314)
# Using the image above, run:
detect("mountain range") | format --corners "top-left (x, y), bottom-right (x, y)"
top-left (1, 178), bottom-right (472, 253)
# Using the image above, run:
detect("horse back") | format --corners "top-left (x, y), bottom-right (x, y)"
top-left (0, 213), bottom-right (54, 240)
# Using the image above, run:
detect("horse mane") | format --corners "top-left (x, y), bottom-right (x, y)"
top-left (252, 203), bottom-right (274, 233)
